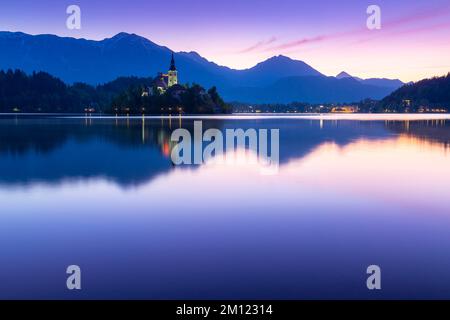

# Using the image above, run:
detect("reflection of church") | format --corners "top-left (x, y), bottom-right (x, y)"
top-left (143, 53), bottom-right (179, 96)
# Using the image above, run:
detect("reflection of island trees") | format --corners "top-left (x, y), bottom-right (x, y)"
top-left (0, 116), bottom-right (448, 187)
top-left (0, 116), bottom-right (182, 156)
top-left (0, 116), bottom-right (226, 187)
top-left (384, 120), bottom-right (450, 149)
top-left (0, 116), bottom-right (172, 187)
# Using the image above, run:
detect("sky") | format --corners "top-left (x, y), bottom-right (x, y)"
top-left (0, 0), bottom-right (449, 82)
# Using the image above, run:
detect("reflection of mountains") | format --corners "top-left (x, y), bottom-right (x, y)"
top-left (0, 116), bottom-right (448, 187)
top-left (385, 120), bottom-right (450, 149)
top-left (0, 117), bottom-right (176, 186)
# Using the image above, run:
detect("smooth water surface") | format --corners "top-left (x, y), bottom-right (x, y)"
top-left (0, 114), bottom-right (449, 299)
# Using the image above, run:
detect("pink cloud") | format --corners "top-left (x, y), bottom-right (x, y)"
top-left (383, 4), bottom-right (450, 29)
top-left (237, 36), bottom-right (278, 53)
top-left (352, 20), bottom-right (450, 45)
top-left (264, 35), bottom-right (328, 51)
top-left (248, 4), bottom-right (450, 53)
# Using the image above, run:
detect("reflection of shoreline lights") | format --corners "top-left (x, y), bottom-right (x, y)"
top-left (66, 114), bottom-right (450, 121)
top-left (157, 130), bottom-right (173, 157)
top-left (397, 135), bottom-right (449, 153)
top-left (385, 119), bottom-right (450, 150)
top-left (141, 116), bottom-right (145, 143)
top-left (162, 142), bottom-right (170, 157)
top-left (384, 119), bottom-right (448, 127)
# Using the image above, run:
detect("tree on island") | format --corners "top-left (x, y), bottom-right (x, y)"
top-left (110, 83), bottom-right (231, 114)
top-left (0, 69), bottom-right (231, 114)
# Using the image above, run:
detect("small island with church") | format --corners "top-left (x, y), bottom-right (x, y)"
top-left (110, 53), bottom-right (231, 115)
top-left (0, 52), bottom-right (231, 115)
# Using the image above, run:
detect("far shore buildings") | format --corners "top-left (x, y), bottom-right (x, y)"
top-left (331, 105), bottom-right (359, 113)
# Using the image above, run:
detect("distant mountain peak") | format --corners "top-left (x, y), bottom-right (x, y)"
top-left (179, 51), bottom-right (204, 60)
top-left (336, 71), bottom-right (353, 79)
top-left (106, 32), bottom-right (148, 42)
top-left (249, 55), bottom-right (323, 77)
top-left (102, 32), bottom-right (162, 50)
top-left (110, 32), bottom-right (137, 39)
top-left (0, 31), bottom-right (27, 38)
top-left (261, 55), bottom-right (298, 65)
top-left (336, 71), bottom-right (366, 82)
top-left (269, 55), bottom-right (292, 61)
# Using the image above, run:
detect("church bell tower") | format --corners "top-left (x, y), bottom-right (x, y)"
top-left (168, 52), bottom-right (178, 87)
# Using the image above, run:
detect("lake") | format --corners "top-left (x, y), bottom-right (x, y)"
top-left (0, 113), bottom-right (449, 299)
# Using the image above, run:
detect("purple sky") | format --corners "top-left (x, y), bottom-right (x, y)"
top-left (1, 0), bottom-right (450, 81)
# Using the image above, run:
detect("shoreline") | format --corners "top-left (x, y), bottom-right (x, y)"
top-left (1, 112), bottom-right (450, 121)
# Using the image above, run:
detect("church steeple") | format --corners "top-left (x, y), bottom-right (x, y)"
top-left (169, 52), bottom-right (176, 71)
top-left (167, 52), bottom-right (178, 87)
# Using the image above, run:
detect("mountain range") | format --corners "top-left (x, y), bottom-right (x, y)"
top-left (0, 31), bottom-right (405, 103)
top-left (336, 71), bottom-right (405, 89)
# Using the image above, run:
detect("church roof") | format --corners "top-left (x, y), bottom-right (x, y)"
top-left (169, 52), bottom-right (176, 71)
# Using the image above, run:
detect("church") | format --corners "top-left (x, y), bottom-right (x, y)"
top-left (143, 53), bottom-right (179, 96)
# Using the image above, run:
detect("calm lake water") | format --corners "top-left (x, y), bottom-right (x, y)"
top-left (0, 113), bottom-right (449, 299)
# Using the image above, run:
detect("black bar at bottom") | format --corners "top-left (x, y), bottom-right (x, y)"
top-left (0, 300), bottom-right (448, 318)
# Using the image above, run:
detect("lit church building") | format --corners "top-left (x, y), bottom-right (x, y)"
top-left (143, 53), bottom-right (180, 96)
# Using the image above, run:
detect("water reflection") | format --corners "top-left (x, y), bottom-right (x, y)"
top-left (1, 114), bottom-right (450, 299)
top-left (385, 119), bottom-right (450, 149)
top-left (1, 115), bottom-right (448, 187)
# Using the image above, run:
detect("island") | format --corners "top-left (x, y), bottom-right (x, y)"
top-left (0, 53), bottom-right (231, 115)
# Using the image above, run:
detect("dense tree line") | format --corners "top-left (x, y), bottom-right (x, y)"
top-left (0, 70), bottom-right (76, 112)
top-left (111, 84), bottom-right (230, 114)
top-left (376, 73), bottom-right (450, 112)
top-left (0, 69), bottom-right (230, 114)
